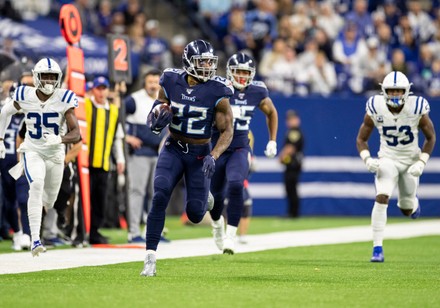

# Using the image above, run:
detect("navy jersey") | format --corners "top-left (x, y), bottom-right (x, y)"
top-left (212, 80), bottom-right (268, 149)
top-left (0, 106), bottom-right (24, 165)
top-left (160, 69), bottom-right (234, 139)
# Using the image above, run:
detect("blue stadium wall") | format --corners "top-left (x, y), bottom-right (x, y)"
top-left (249, 94), bottom-right (440, 217)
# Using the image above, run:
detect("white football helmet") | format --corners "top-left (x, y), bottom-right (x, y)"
top-left (380, 71), bottom-right (412, 108)
top-left (32, 58), bottom-right (63, 95)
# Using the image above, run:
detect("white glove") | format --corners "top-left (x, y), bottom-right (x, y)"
top-left (407, 153), bottom-right (429, 177)
top-left (408, 161), bottom-right (425, 177)
top-left (365, 157), bottom-right (380, 173)
top-left (264, 140), bottom-right (277, 158)
top-left (360, 150), bottom-right (379, 173)
top-left (44, 134), bottom-right (62, 145)
top-left (0, 141), bottom-right (5, 159)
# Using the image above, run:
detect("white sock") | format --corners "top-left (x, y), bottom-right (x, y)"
top-left (371, 202), bottom-right (388, 247)
top-left (225, 224), bottom-right (237, 239)
top-left (211, 215), bottom-right (224, 228)
top-left (28, 179), bottom-right (44, 243)
top-left (146, 249), bottom-right (156, 256)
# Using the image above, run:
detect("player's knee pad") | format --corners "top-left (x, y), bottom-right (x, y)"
top-left (186, 199), bottom-right (205, 224)
top-left (28, 178), bottom-right (44, 198)
top-left (152, 175), bottom-right (172, 209)
top-left (227, 180), bottom-right (244, 198)
top-left (398, 197), bottom-right (416, 210)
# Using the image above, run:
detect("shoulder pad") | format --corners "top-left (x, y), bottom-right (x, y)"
top-left (14, 85), bottom-right (28, 102)
top-left (163, 68), bottom-right (184, 75)
top-left (60, 89), bottom-right (79, 108)
top-left (251, 80), bottom-right (267, 89)
top-left (211, 75), bottom-right (234, 92)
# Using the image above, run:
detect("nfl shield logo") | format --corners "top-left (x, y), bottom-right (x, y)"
top-left (238, 93), bottom-right (245, 99)
top-left (186, 88), bottom-right (194, 94)
top-left (376, 116), bottom-right (383, 123)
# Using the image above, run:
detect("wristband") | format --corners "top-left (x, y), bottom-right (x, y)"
top-left (419, 153), bottom-right (430, 165)
top-left (360, 150), bottom-right (371, 163)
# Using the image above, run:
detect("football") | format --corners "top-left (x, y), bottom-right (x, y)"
top-left (153, 103), bottom-right (172, 116)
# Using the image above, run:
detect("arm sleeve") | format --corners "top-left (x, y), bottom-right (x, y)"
top-left (0, 99), bottom-right (19, 139)
top-left (112, 123), bottom-right (125, 164)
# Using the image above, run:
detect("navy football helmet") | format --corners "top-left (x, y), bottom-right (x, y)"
top-left (182, 39), bottom-right (218, 82)
top-left (226, 53), bottom-right (256, 90)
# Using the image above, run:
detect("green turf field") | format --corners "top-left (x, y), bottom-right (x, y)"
top-left (1, 217), bottom-right (439, 307)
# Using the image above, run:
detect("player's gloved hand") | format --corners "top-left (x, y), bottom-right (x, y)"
top-left (264, 140), bottom-right (277, 158)
top-left (0, 141), bottom-right (6, 159)
top-left (44, 134), bottom-right (62, 145)
top-left (360, 150), bottom-right (379, 173)
top-left (408, 153), bottom-right (429, 177)
top-left (202, 155), bottom-right (216, 179)
top-left (149, 108), bottom-right (173, 134)
top-left (365, 157), bottom-right (380, 173)
top-left (408, 161), bottom-right (425, 177)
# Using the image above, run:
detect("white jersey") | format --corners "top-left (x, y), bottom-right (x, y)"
top-left (13, 85), bottom-right (78, 156)
top-left (366, 94), bottom-right (430, 165)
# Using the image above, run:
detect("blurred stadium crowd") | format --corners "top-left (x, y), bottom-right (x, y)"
top-left (2, 0), bottom-right (440, 97)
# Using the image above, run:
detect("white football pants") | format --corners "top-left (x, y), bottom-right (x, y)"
top-left (23, 151), bottom-right (64, 242)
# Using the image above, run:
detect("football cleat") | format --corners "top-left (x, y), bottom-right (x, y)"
top-left (211, 216), bottom-right (225, 250)
top-left (140, 253), bottom-right (157, 277)
top-left (12, 231), bottom-right (23, 251)
top-left (370, 246), bottom-right (384, 262)
top-left (207, 191), bottom-right (214, 211)
top-left (411, 204), bottom-right (421, 219)
top-left (31, 240), bottom-right (46, 257)
top-left (20, 234), bottom-right (31, 250)
top-left (223, 236), bottom-right (235, 255)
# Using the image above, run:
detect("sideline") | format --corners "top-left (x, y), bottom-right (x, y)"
top-left (1, 220), bottom-right (439, 275)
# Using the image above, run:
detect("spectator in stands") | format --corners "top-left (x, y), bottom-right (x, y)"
top-left (332, 22), bottom-right (368, 92)
top-left (223, 6), bottom-right (248, 57)
top-left (407, 0), bottom-right (436, 44)
top-left (307, 51), bottom-right (337, 96)
top-left (110, 11), bottom-right (126, 35)
top-left (350, 36), bottom-right (390, 94)
top-left (85, 76), bottom-right (125, 244)
top-left (259, 38), bottom-right (286, 79)
top-left (245, 0), bottom-right (278, 62)
top-left (74, 0), bottom-right (102, 36)
top-left (266, 46), bottom-right (308, 96)
top-left (376, 23), bottom-right (396, 61)
top-left (11, 0), bottom-right (50, 20)
top-left (97, 0), bottom-right (113, 36)
top-left (345, 0), bottom-right (374, 38)
top-left (116, 0), bottom-right (143, 27)
top-left (390, 48), bottom-right (411, 77)
top-left (426, 58), bottom-right (440, 97)
top-left (170, 34), bottom-right (187, 68)
top-left (316, 1), bottom-right (344, 41)
top-left (141, 20), bottom-right (172, 71)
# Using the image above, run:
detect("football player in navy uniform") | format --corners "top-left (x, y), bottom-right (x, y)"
top-left (0, 79), bottom-right (30, 251)
top-left (209, 52), bottom-right (278, 254)
top-left (0, 58), bottom-right (81, 257)
top-left (141, 40), bottom-right (234, 276)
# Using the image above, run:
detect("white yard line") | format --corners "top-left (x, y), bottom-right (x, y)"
top-left (1, 220), bottom-right (439, 275)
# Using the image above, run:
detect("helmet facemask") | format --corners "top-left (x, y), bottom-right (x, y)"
top-left (32, 58), bottom-right (63, 95)
top-left (227, 66), bottom-right (255, 90)
top-left (185, 54), bottom-right (218, 82)
top-left (380, 71), bottom-right (412, 108)
top-left (34, 72), bottom-right (62, 95)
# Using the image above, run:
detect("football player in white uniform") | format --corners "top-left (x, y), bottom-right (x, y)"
top-left (356, 71), bottom-right (436, 262)
top-left (0, 58), bottom-right (81, 256)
